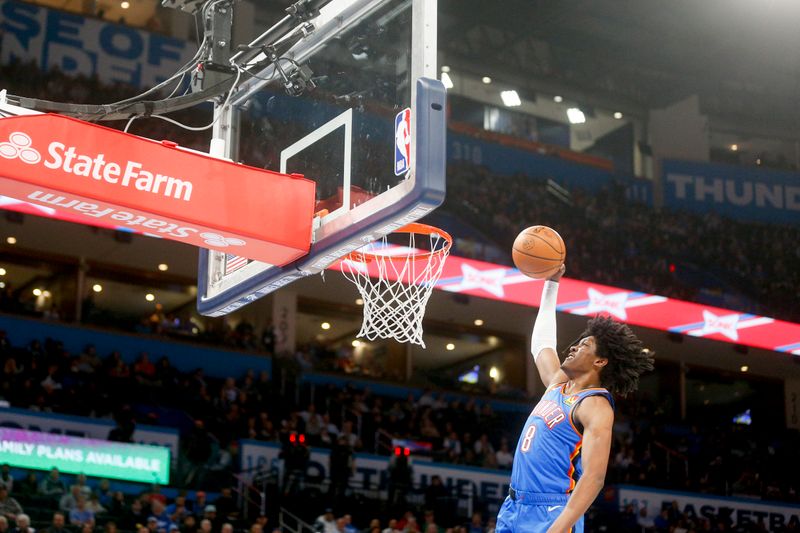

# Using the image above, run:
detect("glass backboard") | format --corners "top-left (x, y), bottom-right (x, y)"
top-left (197, 0), bottom-right (445, 316)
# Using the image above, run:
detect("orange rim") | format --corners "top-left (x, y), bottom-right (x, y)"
top-left (345, 223), bottom-right (452, 263)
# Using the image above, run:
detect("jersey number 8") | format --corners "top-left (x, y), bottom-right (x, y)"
top-left (521, 425), bottom-right (537, 452)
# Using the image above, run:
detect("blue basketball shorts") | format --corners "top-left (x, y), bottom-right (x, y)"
top-left (495, 495), bottom-right (584, 533)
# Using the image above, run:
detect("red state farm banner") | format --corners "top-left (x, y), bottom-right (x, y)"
top-left (0, 114), bottom-right (316, 266)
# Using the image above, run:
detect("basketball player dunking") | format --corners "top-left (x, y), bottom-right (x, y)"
top-left (496, 265), bottom-right (654, 533)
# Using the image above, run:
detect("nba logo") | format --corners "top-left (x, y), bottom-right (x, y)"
top-left (394, 108), bottom-right (411, 176)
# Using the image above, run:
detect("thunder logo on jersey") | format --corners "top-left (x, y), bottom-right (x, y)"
top-left (531, 401), bottom-right (567, 429)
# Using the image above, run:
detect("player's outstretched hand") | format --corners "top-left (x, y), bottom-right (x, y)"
top-left (548, 264), bottom-right (566, 282)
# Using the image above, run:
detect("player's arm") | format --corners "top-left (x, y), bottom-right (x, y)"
top-left (531, 264), bottom-right (567, 387)
top-left (546, 396), bottom-right (614, 533)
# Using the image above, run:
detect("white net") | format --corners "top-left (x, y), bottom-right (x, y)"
top-left (339, 224), bottom-right (451, 348)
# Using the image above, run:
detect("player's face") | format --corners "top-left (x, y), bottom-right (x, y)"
top-left (561, 336), bottom-right (599, 372)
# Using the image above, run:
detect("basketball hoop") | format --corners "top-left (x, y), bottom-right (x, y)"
top-left (339, 223), bottom-right (452, 348)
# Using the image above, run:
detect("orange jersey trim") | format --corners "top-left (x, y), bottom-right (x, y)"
top-left (566, 439), bottom-right (583, 493)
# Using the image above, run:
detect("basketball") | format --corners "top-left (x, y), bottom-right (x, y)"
top-left (512, 225), bottom-right (566, 279)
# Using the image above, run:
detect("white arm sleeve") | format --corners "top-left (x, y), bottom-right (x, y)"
top-left (531, 280), bottom-right (559, 362)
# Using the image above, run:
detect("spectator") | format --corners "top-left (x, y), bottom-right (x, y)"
top-left (69, 497), bottom-right (94, 528)
top-left (495, 441), bottom-right (513, 470)
top-left (424, 476), bottom-right (449, 523)
top-left (387, 453), bottom-right (413, 508)
top-left (166, 496), bottom-right (189, 524)
top-left (148, 500), bottom-right (170, 530)
top-left (466, 513), bottom-right (482, 533)
top-left (213, 488), bottom-right (237, 521)
top-left (86, 495), bottom-right (105, 515)
top-left (96, 480), bottom-right (112, 507)
top-left (198, 520), bottom-right (212, 533)
top-left (0, 518), bottom-right (8, 533)
top-left (329, 435), bottom-right (354, 497)
top-left (0, 466), bottom-right (13, 492)
top-left (300, 404), bottom-right (324, 438)
top-left (179, 516), bottom-right (196, 533)
top-left (341, 516), bottom-right (357, 533)
top-left (314, 509), bottom-right (337, 533)
top-left (189, 492), bottom-right (208, 517)
top-left (60, 486), bottom-right (82, 512)
top-left (42, 513), bottom-right (67, 533)
top-left (72, 474), bottom-right (91, 498)
top-left (38, 469), bottom-right (66, 500)
top-left (363, 519), bottom-right (380, 533)
top-left (108, 492), bottom-right (126, 517)
top-left (11, 514), bottom-right (33, 533)
top-left (127, 499), bottom-right (146, 528)
top-left (16, 475), bottom-right (37, 498)
top-left (380, 520), bottom-right (398, 533)
top-left (0, 487), bottom-right (22, 520)
top-left (203, 506), bottom-right (219, 532)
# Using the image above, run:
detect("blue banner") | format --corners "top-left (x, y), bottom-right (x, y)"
top-left (0, 315), bottom-right (271, 378)
top-left (662, 159), bottom-right (800, 224)
top-left (0, 0), bottom-right (195, 88)
top-left (448, 131), bottom-right (614, 191)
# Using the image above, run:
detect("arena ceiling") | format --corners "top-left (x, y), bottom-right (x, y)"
top-left (438, 0), bottom-right (800, 140)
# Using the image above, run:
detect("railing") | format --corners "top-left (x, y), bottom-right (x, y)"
top-left (374, 428), bottom-right (394, 455)
top-left (233, 467), bottom-right (278, 520)
top-left (653, 441), bottom-right (689, 483)
top-left (279, 507), bottom-right (317, 533)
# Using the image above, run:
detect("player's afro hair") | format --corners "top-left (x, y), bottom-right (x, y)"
top-left (569, 316), bottom-right (655, 396)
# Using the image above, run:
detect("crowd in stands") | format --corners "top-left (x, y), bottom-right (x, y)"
top-left (4, 58), bottom-right (800, 324)
top-left (2, 326), bottom-right (800, 513)
top-left (443, 164), bottom-right (800, 322)
top-left (4, 57), bottom-right (800, 533)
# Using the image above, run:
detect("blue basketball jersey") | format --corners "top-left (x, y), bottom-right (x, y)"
top-left (510, 383), bottom-right (614, 494)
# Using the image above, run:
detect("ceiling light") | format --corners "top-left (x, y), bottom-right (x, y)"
top-left (489, 366), bottom-right (499, 380)
top-left (730, 144), bottom-right (738, 152)
top-left (355, 298), bottom-right (364, 305)
top-left (500, 90), bottom-right (521, 107)
top-left (0, 282), bottom-right (5, 289)
top-left (441, 65), bottom-right (450, 73)
top-left (481, 76), bottom-right (492, 84)
top-left (613, 112), bottom-right (623, 119)
top-left (553, 95), bottom-right (563, 103)
top-left (32, 288), bottom-right (42, 296)
top-left (6, 237), bottom-right (16, 245)
top-left (474, 319), bottom-right (484, 326)
top-left (158, 263), bottom-right (169, 272)
top-left (446, 343), bottom-right (455, 351)
top-left (352, 340), bottom-right (361, 348)
top-left (441, 72), bottom-right (453, 89)
top-left (42, 291), bottom-right (51, 298)
top-left (567, 108), bottom-right (586, 124)
top-left (0, 268), bottom-right (5, 276)
top-left (740, 365), bottom-right (749, 372)
top-left (145, 293), bottom-right (155, 302)
top-left (92, 284), bottom-right (103, 293)
top-left (121, 1), bottom-right (130, 8)
top-left (321, 322), bottom-right (331, 330)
